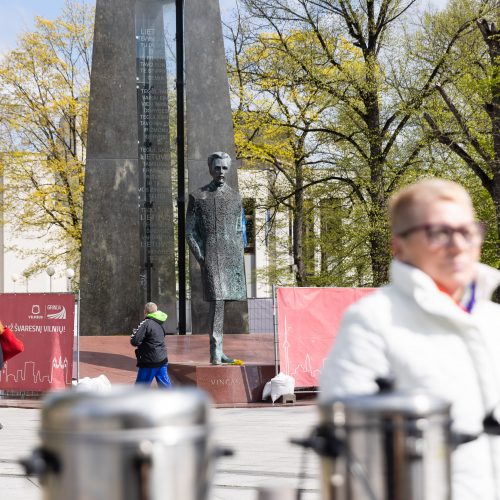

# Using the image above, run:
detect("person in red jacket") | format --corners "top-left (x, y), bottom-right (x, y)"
top-left (0, 322), bottom-right (5, 430)
top-left (0, 320), bottom-right (24, 431)
top-left (0, 320), bottom-right (24, 369)
top-left (0, 321), bottom-right (4, 371)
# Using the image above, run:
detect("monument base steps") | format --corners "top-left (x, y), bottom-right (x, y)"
top-left (78, 334), bottom-right (278, 405)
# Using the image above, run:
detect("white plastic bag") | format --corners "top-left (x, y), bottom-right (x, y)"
top-left (75, 374), bottom-right (112, 393)
top-left (262, 380), bottom-right (272, 401)
top-left (262, 372), bottom-right (295, 402)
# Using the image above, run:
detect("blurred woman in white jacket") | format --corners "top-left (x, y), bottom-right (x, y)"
top-left (320, 178), bottom-right (500, 500)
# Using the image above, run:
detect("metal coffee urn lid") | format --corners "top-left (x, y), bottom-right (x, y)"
top-left (315, 391), bottom-right (453, 500)
top-left (319, 390), bottom-right (451, 425)
top-left (26, 386), bottom-right (216, 500)
top-left (41, 386), bottom-right (210, 437)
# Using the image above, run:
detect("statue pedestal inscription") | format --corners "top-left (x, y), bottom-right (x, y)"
top-left (169, 363), bottom-right (276, 404)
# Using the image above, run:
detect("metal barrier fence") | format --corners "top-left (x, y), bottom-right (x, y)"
top-left (248, 298), bottom-right (274, 333)
top-left (179, 298), bottom-right (274, 334)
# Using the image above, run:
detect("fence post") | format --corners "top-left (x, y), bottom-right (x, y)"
top-left (272, 285), bottom-right (279, 377)
top-left (76, 290), bottom-right (81, 383)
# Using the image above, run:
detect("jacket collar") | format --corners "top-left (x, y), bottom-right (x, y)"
top-left (390, 259), bottom-right (500, 321)
top-left (475, 262), bottom-right (500, 300)
top-left (208, 180), bottom-right (229, 194)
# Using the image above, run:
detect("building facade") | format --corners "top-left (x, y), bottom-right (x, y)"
top-left (0, 171), bottom-right (73, 294)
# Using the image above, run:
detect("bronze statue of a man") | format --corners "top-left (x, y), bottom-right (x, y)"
top-left (186, 152), bottom-right (247, 365)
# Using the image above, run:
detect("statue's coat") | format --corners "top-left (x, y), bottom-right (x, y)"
top-left (186, 181), bottom-right (246, 302)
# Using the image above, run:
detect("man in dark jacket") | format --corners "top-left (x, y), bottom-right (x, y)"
top-left (130, 302), bottom-right (171, 387)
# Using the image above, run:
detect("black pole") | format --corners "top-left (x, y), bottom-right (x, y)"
top-left (145, 40), bottom-right (152, 302)
top-left (176, 0), bottom-right (186, 334)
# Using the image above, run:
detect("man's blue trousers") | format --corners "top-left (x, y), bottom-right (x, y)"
top-left (135, 365), bottom-right (171, 387)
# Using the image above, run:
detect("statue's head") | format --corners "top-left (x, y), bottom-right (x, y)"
top-left (208, 152), bottom-right (231, 186)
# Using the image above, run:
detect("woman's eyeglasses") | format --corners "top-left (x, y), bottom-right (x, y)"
top-left (397, 222), bottom-right (486, 248)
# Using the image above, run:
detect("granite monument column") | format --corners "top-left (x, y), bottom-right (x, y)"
top-left (185, 0), bottom-right (249, 334)
top-left (80, 0), bottom-right (177, 335)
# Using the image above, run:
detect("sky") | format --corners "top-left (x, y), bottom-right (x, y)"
top-left (0, 0), bottom-right (90, 53)
top-left (0, 0), bottom-right (238, 54)
top-left (0, 0), bottom-right (447, 55)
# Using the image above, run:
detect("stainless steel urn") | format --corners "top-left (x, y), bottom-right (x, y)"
top-left (25, 386), bottom-right (214, 500)
top-left (317, 392), bottom-right (452, 500)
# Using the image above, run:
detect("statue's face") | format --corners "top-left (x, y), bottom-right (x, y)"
top-left (209, 158), bottom-right (230, 186)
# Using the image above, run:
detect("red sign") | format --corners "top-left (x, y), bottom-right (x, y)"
top-left (277, 287), bottom-right (374, 388)
top-left (0, 293), bottom-right (75, 391)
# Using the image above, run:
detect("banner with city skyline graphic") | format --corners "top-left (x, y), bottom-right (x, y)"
top-left (277, 287), bottom-right (375, 387)
top-left (0, 293), bottom-right (75, 391)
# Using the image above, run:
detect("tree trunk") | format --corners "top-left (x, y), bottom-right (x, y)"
top-left (490, 42), bottom-right (500, 260)
top-left (479, 19), bottom-right (500, 259)
top-left (365, 51), bottom-right (391, 285)
top-left (369, 207), bottom-right (391, 285)
top-left (293, 163), bottom-right (307, 286)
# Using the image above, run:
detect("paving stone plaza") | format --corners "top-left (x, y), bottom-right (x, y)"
top-left (0, 403), bottom-right (321, 500)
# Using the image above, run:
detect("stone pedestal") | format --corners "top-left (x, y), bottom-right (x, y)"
top-left (169, 363), bottom-right (275, 404)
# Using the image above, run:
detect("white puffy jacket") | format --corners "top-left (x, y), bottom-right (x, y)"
top-left (320, 259), bottom-right (500, 500)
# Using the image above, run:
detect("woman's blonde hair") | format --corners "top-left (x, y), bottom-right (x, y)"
top-left (389, 178), bottom-right (473, 235)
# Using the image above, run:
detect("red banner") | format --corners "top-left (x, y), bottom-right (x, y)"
top-left (0, 293), bottom-right (75, 391)
top-left (277, 287), bottom-right (374, 388)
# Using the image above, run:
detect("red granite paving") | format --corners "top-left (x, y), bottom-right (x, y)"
top-left (0, 334), bottom-right (315, 408)
top-left (78, 333), bottom-right (275, 384)
top-left (0, 399), bottom-right (42, 409)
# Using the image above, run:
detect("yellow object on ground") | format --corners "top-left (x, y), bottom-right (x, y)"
top-left (229, 359), bottom-right (244, 366)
